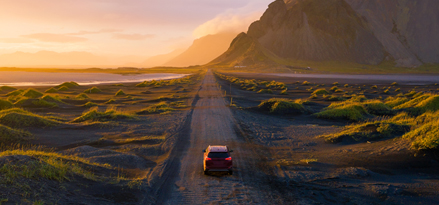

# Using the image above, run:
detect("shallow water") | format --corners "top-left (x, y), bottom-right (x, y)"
top-left (0, 71), bottom-right (188, 87)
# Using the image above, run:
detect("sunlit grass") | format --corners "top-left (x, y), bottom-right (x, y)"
top-left (72, 107), bottom-right (136, 123)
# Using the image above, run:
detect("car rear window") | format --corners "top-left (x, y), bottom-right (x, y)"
top-left (208, 152), bottom-right (229, 158)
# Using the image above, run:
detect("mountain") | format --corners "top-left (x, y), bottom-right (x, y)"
top-left (141, 48), bottom-right (185, 68)
top-left (212, 0), bottom-right (439, 68)
top-left (163, 32), bottom-right (238, 67)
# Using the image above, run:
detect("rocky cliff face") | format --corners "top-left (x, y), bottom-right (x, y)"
top-left (213, 0), bottom-right (439, 68)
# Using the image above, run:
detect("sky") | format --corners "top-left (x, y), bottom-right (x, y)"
top-left (0, 0), bottom-right (273, 59)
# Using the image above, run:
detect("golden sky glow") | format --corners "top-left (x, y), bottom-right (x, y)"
top-left (0, 0), bottom-right (273, 66)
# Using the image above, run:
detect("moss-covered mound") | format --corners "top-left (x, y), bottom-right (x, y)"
top-left (137, 102), bottom-right (174, 114)
top-left (314, 104), bottom-right (367, 121)
top-left (14, 98), bottom-right (58, 108)
top-left (362, 100), bottom-right (394, 115)
top-left (41, 95), bottom-right (63, 104)
top-left (83, 87), bottom-right (102, 94)
top-left (72, 107), bottom-right (135, 123)
top-left (312, 89), bottom-right (329, 95)
top-left (0, 99), bottom-right (13, 110)
top-left (57, 86), bottom-right (70, 91)
top-left (404, 120), bottom-right (439, 150)
top-left (385, 97), bottom-right (409, 108)
top-left (0, 108), bottom-right (60, 127)
top-left (82, 101), bottom-right (98, 108)
top-left (45, 87), bottom-right (58, 93)
top-left (21, 89), bottom-right (44, 98)
top-left (6, 89), bottom-right (24, 97)
top-left (55, 81), bottom-right (79, 89)
top-left (322, 122), bottom-right (410, 143)
top-left (257, 89), bottom-right (273, 94)
top-left (0, 86), bottom-right (17, 92)
top-left (258, 98), bottom-right (305, 115)
top-left (75, 93), bottom-right (90, 100)
top-left (0, 124), bottom-right (32, 144)
top-left (115, 89), bottom-right (126, 96)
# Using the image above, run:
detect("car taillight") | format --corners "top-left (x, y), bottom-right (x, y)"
top-left (225, 157), bottom-right (232, 161)
top-left (205, 157), bottom-right (212, 161)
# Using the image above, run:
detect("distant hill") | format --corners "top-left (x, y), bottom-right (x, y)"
top-left (163, 33), bottom-right (238, 67)
top-left (141, 48), bottom-right (185, 68)
top-left (212, 0), bottom-right (439, 68)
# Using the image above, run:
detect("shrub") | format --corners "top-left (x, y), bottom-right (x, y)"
top-left (72, 107), bottom-right (135, 122)
top-left (312, 89), bottom-right (329, 95)
top-left (371, 85), bottom-right (377, 89)
top-left (45, 87), bottom-right (58, 93)
top-left (333, 82), bottom-right (339, 85)
top-left (83, 87), bottom-right (102, 94)
top-left (330, 86), bottom-right (339, 92)
top-left (395, 88), bottom-right (401, 92)
top-left (57, 86), bottom-right (70, 91)
top-left (257, 89), bottom-right (273, 94)
top-left (21, 89), bottom-right (43, 98)
top-left (0, 99), bottom-right (13, 110)
top-left (280, 90), bottom-right (288, 95)
top-left (75, 93), bottom-right (90, 100)
top-left (383, 89), bottom-right (390, 94)
top-left (391, 82), bottom-right (398, 86)
top-left (258, 98), bottom-right (305, 115)
top-left (344, 84), bottom-right (349, 88)
top-left (115, 89), bottom-right (126, 96)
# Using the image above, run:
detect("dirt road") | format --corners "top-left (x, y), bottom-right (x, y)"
top-left (156, 70), bottom-right (271, 204)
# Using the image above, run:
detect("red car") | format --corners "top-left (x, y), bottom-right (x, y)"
top-left (203, 145), bottom-right (233, 175)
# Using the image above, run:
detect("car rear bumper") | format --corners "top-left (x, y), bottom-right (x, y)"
top-left (206, 169), bottom-right (231, 172)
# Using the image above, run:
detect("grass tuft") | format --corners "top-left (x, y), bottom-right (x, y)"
top-left (45, 87), bottom-right (58, 93)
top-left (82, 101), bottom-right (98, 108)
top-left (57, 86), bottom-right (70, 91)
top-left (0, 124), bottom-right (32, 144)
top-left (75, 93), bottom-right (90, 100)
top-left (137, 102), bottom-right (175, 114)
top-left (0, 108), bottom-right (60, 127)
top-left (312, 89), bottom-right (329, 95)
top-left (257, 89), bottom-right (273, 94)
top-left (72, 107), bottom-right (135, 123)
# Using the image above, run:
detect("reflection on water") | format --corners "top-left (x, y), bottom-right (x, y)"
top-left (0, 71), bottom-right (188, 87)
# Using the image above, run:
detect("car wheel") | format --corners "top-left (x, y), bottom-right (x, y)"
top-left (204, 170), bottom-right (209, 175)
top-left (228, 170), bottom-right (233, 175)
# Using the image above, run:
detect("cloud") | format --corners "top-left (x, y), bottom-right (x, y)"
top-left (68, 29), bottom-right (122, 36)
top-left (21, 33), bottom-right (88, 43)
top-left (112, 33), bottom-right (155, 41)
top-left (193, 1), bottom-right (271, 38)
top-left (0, 38), bottom-right (34, 43)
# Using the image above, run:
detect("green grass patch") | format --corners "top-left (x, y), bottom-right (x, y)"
top-left (403, 120), bottom-right (439, 150)
top-left (385, 96), bottom-right (409, 108)
top-left (41, 94), bottom-right (63, 103)
top-left (84, 87), bottom-right (102, 94)
top-left (321, 121), bottom-right (410, 143)
top-left (314, 104), bottom-right (367, 121)
top-left (105, 99), bottom-right (116, 104)
top-left (258, 98), bottom-right (305, 114)
top-left (72, 107), bottom-right (136, 123)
